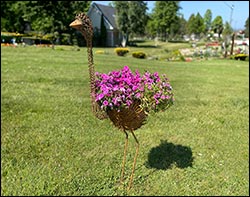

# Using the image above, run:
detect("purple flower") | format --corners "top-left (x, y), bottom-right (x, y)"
top-left (96, 93), bottom-right (104, 101)
top-left (135, 92), bottom-right (141, 98)
top-left (94, 65), bottom-right (174, 112)
top-left (103, 100), bottom-right (109, 106)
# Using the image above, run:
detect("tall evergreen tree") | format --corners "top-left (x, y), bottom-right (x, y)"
top-left (151, 1), bottom-right (180, 41)
top-left (187, 14), bottom-right (196, 35)
top-left (128, 1), bottom-right (148, 37)
top-left (204, 9), bottom-right (212, 33)
top-left (113, 1), bottom-right (129, 39)
top-left (169, 15), bottom-right (187, 40)
top-left (195, 13), bottom-right (205, 37)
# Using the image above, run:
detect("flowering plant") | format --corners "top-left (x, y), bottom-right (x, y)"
top-left (95, 66), bottom-right (174, 113)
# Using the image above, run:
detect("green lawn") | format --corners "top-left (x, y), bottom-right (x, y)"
top-left (1, 45), bottom-right (249, 196)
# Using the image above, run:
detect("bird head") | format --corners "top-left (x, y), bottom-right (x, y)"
top-left (69, 19), bottom-right (83, 30)
top-left (69, 13), bottom-right (93, 38)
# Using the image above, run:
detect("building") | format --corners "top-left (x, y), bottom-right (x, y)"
top-left (87, 3), bottom-right (122, 47)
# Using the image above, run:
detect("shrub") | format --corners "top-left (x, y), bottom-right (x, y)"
top-left (132, 51), bottom-right (147, 59)
top-left (1, 32), bottom-right (23, 43)
top-left (95, 50), bottom-right (105, 54)
top-left (231, 54), bottom-right (248, 61)
top-left (161, 49), bottom-right (185, 61)
top-left (114, 48), bottom-right (129, 56)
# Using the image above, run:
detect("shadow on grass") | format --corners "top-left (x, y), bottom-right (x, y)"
top-left (145, 139), bottom-right (194, 170)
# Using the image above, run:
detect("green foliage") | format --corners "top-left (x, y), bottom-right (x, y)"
top-left (169, 15), bottom-right (187, 39)
top-left (128, 1), bottom-right (148, 36)
top-left (1, 1), bottom-right (26, 32)
top-left (132, 51), bottom-right (147, 59)
top-left (223, 22), bottom-right (233, 35)
top-left (146, 15), bottom-right (157, 38)
top-left (211, 16), bottom-right (224, 38)
top-left (195, 13), bottom-right (205, 35)
top-left (187, 14), bottom-right (196, 35)
top-left (113, 1), bottom-right (148, 45)
top-left (150, 1), bottom-right (180, 41)
top-left (161, 49), bottom-right (185, 61)
top-left (113, 1), bottom-right (129, 34)
top-left (203, 9), bottom-right (212, 32)
top-left (1, 1), bottom-right (90, 44)
top-left (114, 47), bottom-right (129, 56)
top-left (187, 13), bottom-right (205, 36)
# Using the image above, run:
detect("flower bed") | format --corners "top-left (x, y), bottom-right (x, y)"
top-left (95, 66), bottom-right (174, 114)
top-left (231, 53), bottom-right (249, 61)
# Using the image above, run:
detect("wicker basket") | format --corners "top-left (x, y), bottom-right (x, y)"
top-left (106, 99), bottom-right (147, 131)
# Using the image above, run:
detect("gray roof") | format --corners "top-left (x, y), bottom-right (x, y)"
top-left (93, 3), bottom-right (117, 29)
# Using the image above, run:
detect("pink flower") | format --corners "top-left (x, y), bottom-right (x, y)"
top-left (103, 100), bottom-right (109, 106)
top-left (94, 65), bottom-right (174, 112)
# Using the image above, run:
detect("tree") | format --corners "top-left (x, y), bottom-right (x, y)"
top-left (113, 1), bottom-right (129, 44)
top-left (151, 1), bottom-right (180, 41)
top-left (169, 15), bottom-right (187, 40)
top-left (187, 14), bottom-right (196, 35)
top-left (25, 1), bottom-right (90, 43)
top-left (1, 1), bottom-right (27, 33)
top-left (1, 1), bottom-right (90, 44)
top-left (186, 13), bottom-right (205, 39)
top-left (128, 1), bottom-right (148, 37)
top-left (244, 17), bottom-right (249, 38)
top-left (211, 16), bottom-right (224, 39)
top-left (146, 14), bottom-right (157, 38)
top-left (222, 22), bottom-right (233, 36)
top-left (113, 1), bottom-right (148, 46)
top-left (203, 9), bottom-right (212, 33)
top-left (195, 13), bottom-right (205, 37)
top-left (222, 21), bottom-right (234, 57)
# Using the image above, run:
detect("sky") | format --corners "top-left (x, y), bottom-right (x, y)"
top-left (93, 1), bottom-right (249, 30)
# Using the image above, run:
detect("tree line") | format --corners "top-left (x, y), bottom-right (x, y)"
top-left (1, 1), bottom-right (249, 46)
top-left (1, 1), bottom-right (90, 45)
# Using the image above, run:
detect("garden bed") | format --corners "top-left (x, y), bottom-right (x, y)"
top-left (231, 53), bottom-right (249, 61)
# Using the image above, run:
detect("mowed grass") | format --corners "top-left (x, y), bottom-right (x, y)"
top-left (1, 45), bottom-right (249, 196)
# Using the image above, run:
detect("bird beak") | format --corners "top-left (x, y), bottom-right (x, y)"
top-left (69, 19), bottom-right (82, 29)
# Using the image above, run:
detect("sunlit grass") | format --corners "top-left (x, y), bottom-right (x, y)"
top-left (1, 45), bottom-right (249, 196)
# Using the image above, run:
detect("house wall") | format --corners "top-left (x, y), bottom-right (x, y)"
top-left (106, 30), bottom-right (123, 47)
top-left (88, 4), bottom-right (120, 47)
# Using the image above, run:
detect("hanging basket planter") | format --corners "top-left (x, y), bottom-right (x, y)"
top-left (94, 66), bottom-right (174, 129)
top-left (107, 99), bottom-right (147, 131)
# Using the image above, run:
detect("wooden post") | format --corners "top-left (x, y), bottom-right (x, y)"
top-left (230, 33), bottom-right (235, 55)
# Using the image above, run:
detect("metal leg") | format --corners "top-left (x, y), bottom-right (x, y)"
top-left (128, 130), bottom-right (139, 190)
top-left (120, 130), bottom-right (128, 184)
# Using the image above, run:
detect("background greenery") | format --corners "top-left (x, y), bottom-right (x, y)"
top-left (1, 45), bottom-right (249, 196)
top-left (1, 1), bottom-right (249, 46)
